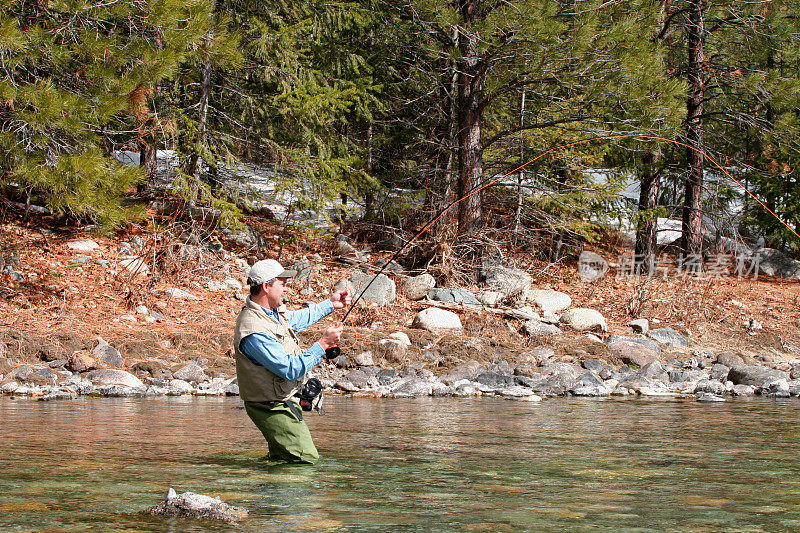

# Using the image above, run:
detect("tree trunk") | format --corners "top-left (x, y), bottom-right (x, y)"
top-left (137, 140), bottom-right (157, 194)
top-left (682, 0), bottom-right (705, 260)
top-left (455, 0), bottom-right (484, 234)
top-left (635, 150), bottom-right (661, 274)
top-left (188, 57), bottom-right (213, 181)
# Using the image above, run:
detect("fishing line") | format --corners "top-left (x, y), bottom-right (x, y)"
top-left (326, 134), bottom-right (799, 357)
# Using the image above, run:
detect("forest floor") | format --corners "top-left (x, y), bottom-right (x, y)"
top-left (2, 208), bottom-right (800, 378)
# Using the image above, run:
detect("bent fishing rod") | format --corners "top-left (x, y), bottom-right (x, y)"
top-left (324, 133), bottom-right (800, 359)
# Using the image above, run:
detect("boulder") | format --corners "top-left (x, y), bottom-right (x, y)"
top-left (85, 369), bottom-right (144, 388)
top-left (400, 274), bottom-right (436, 301)
top-left (647, 327), bottom-right (688, 347)
top-left (387, 332), bottom-right (412, 346)
top-left (439, 361), bottom-right (485, 385)
top-left (607, 341), bottom-right (659, 367)
top-left (93, 337), bottom-right (123, 368)
top-left (391, 377), bottom-right (433, 397)
top-left (728, 365), bottom-right (789, 387)
top-left (577, 251), bottom-right (609, 282)
top-left (528, 289), bottom-right (572, 313)
top-left (559, 308), bottom-right (607, 332)
top-left (606, 335), bottom-right (661, 354)
top-left (379, 339), bottom-right (407, 364)
top-left (429, 288), bottom-right (481, 306)
top-left (67, 351), bottom-right (97, 373)
top-left (342, 369), bottom-right (372, 389)
top-left (411, 308), bottom-right (463, 334)
top-left (521, 319), bottom-right (561, 337)
top-left (146, 488), bottom-right (248, 523)
top-left (482, 265), bottom-right (532, 293)
top-left (347, 272), bottom-right (395, 305)
top-left (756, 248), bottom-right (800, 280)
top-left (173, 363), bottom-right (208, 384)
top-left (716, 351), bottom-right (745, 367)
top-left (475, 371), bottom-right (514, 389)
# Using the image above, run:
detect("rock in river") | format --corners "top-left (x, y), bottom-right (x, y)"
top-left (146, 488), bottom-right (248, 523)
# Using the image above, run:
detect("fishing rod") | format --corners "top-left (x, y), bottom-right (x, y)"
top-left (324, 133), bottom-right (800, 359)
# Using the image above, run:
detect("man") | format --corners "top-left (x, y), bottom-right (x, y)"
top-left (233, 259), bottom-right (351, 464)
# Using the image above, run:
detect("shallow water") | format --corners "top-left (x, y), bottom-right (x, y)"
top-left (1, 396), bottom-right (799, 532)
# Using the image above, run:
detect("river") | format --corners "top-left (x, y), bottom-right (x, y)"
top-left (1, 396), bottom-right (799, 532)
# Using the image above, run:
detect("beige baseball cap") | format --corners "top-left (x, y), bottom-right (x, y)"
top-left (246, 259), bottom-right (297, 285)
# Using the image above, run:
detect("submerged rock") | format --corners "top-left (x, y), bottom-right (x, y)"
top-left (146, 488), bottom-right (248, 523)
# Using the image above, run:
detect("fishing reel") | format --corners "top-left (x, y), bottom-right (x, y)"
top-left (324, 346), bottom-right (341, 359)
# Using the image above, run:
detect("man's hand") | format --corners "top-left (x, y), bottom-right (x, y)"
top-left (330, 289), bottom-right (352, 309)
top-left (319, 322), bottom-right (343, 351)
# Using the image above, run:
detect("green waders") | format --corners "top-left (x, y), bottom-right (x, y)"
top-left (244, 400), bottom-right (319, 464)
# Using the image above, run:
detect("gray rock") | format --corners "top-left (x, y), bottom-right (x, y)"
top-left (478, 291), bottom-right (504, 307)
top-left (522, 319), bottom-right (561, 337)
top-left (342, 369), bottom-right (371, 389)
top-left (572, 383), bottom-right (611, 396)
top-left (582, 359), bottom-right (605, 372)
top-left (716, 352), bottom-right (744, 367)
top-left (559, 308), bottom-right (607, 332)
top-left (757, 377), bottom-right (791, 397)
top-left (86, 369), bottom-right (145, 388)
top-left (530, 347), bottom-right (555, 363)
top-left (429, 288), bottom-right (481, 306)
top-left (439, 361), bottom-right (485, 385)
top-left (791, 364), bottom-right (800, 381)
top-left (172, 363), bottom-right (208, 384)
top-left (391, 377), bottom-right (433, 397)
top-left (647, 327), bottom-right (688, 347)
top-left (73, 255), bottom-right (92, 264)
top-left (607, 341), bottom-right (659, 367)
top-left (628, 319), bottom-right (649, 334)
top-left (38, 391), bottom-right (74, 401)
top-left (710, 363), bottom-right (730, 381)
top-left (9, 366), bottom-right (33, 381)
top-left (694, 379), bottom-right (726, 395)
top-left (146, 489), bottom-right (248, 523)
top-left (475, 371), bottom-right (514, 389)
top-left (411, 308), bottom-right (463, 334)
top-left (95, 259), bottom-right (110, 268)
top-left (400, 274), bottom-right (436, 301)
top-left (93, 337), bottom-right (123, 368)
top-left (348, 273), bottom-right (395, 305)
top-left (576, 371), bottom-right (604, 387)
top-left (637, 361), bottom-right (669, 382)
top-left (483, 265), bottom-right (532, 293)
top-left (35, 367), bottom-right (55, 379)
top-left (528, 289), bottom-right (571, 313)
top-left (697, 392), bottom-right (726, 402)
top-left (376, 368), bottom-right (398, 385)
top-left (353, 351), bottom-right (374, 366)
top-left (577, 251), bottom-right (609, 282)
top-left (165, 288), bottom-right (200, 300)
top-left (728, 365), bottom-right (789, 387)
top-left (732, 384), bottom-right (756, 396)
top-left (756, 248), bottom-right (800, 280)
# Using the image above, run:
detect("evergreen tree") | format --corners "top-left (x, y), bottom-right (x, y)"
top-left (0, 0), bottom-right (212, 228)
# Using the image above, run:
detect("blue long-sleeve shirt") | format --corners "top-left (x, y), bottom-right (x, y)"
top-left (238, 299), bottom-right (334, 381)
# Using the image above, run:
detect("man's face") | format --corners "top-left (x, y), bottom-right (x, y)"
top-left (264, 277), bottom-right (290, 309)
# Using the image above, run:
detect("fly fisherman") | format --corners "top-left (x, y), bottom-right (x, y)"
top-left (234, 259), bottom-right (351, 464)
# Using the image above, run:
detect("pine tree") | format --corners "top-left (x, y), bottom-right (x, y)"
top-left (0, 0), bottom-right (211, 228)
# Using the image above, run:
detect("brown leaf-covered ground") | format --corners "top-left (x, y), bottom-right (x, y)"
top-left (1, 211), bottom-right (799, 377)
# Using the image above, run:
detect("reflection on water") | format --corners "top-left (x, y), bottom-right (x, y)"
top-left (1, 396), bottom-right (800, 532)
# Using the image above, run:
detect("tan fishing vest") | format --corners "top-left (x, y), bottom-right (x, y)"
top-left (233, 298), bottom-right (306, 402)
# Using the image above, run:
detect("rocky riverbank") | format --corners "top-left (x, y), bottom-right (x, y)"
top-left (2, 217), bottom-right (800, 404)
top-left (2, 323), bottom-right (800, 402)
